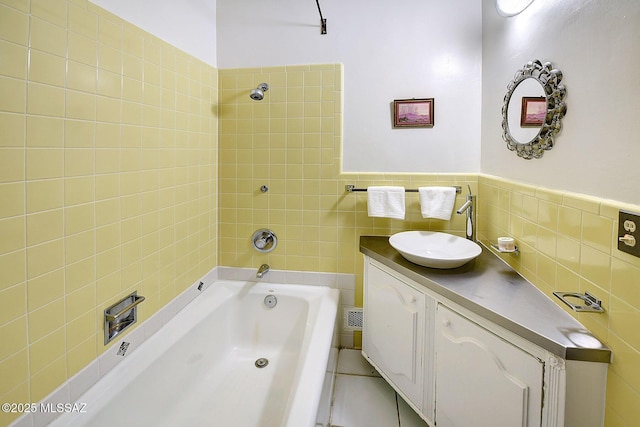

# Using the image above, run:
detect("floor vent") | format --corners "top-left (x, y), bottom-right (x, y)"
top-left (344, 307), bottom-right (363, 331)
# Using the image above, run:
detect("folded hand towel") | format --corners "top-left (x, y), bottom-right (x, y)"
top-left (367, 186), bottom-right (405, 220)
top-left (419, 186), bottom-right (456, 220)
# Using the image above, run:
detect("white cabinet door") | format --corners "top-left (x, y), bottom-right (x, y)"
top-left (435, 305), bottom-right (543, 427)
top-left (363, 263), bottom-right (425, 408)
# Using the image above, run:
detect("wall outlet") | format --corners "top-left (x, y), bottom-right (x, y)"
top-left (618, 210), bottom-right (640, 258)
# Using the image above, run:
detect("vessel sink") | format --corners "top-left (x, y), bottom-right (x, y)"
top-left (388, 231), bottom-right (482, 269)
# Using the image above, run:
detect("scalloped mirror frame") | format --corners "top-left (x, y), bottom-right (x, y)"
top-left (501, 60), bottom-right (567, 159)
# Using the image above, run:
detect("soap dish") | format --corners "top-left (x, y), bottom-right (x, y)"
top-left (490, 243), bottom-right (519, 255)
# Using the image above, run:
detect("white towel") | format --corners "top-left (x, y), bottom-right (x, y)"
top-left (367, 186), bottom-right (405, 220)
top-left (419, 186), bottom-right (456, 220)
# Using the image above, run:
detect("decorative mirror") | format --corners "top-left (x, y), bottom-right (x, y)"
top-left (501, 60), bottom-right (567, 159)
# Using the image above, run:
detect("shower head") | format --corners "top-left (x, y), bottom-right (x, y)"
top-left (250, 83), bottom-right (269, 101)
top-left (249, 89), bottom-right (263, 101)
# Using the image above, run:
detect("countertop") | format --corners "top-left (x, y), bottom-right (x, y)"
top-left (360, 236), bottom-right (611, 363)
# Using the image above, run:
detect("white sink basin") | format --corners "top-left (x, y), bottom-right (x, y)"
top-left (388, 231), bottom-right (482, 269)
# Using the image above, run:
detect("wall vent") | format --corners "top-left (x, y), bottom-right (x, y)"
top-left (343, 307), bottom-right (363, 331)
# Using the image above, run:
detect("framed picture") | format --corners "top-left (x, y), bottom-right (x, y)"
top-left (393, 98), bottom-right (434, 128)
top-left (520, 97), bottom-right (546, 127)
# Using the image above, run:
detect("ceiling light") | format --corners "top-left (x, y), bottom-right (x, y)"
top-left (496, 0), bottom-right (535, 17)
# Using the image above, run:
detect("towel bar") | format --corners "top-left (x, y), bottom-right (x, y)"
top-left (345, 185), bottom-right (461, 194)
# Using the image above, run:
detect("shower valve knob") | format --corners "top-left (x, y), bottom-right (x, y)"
top-left (252, 229), bottom-right (277, 253)
top-left (255, 237), bottom-right (270, 249)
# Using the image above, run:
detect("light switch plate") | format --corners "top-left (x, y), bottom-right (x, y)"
top-left (618, 210), bottom-right (640, 258)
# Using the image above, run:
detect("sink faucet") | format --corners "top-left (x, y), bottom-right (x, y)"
top-left (256, 264), bottom-right (270, 279)
top-left (456, 186), bottom-right (476, 241)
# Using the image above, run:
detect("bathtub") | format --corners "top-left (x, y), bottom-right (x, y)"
top-left (49, 280), bottom-right (340, 427)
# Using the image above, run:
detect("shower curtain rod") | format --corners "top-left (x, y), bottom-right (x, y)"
top-left (315, 0), bottom-right (327, 34)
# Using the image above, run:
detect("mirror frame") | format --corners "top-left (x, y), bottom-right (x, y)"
top-left (501, 60), bottom-right (567, 159)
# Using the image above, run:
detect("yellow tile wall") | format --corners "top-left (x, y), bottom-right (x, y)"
top-left (479, 174), bottom-right (640, 426)
top-left (0, 1), bottom-right (217, 424)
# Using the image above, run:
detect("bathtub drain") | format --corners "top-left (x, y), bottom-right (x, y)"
top-left (255, 358), bottom-right (269, 368)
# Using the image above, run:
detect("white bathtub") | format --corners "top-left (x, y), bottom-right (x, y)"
top-left (49, 280), bottom-right (340, 427)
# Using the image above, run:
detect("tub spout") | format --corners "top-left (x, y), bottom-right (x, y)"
top-left (256, 264), bottom-right (270, 279)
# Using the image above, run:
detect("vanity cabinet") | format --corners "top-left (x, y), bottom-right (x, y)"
top-left (361, 255), bottom-right (609, 427)
top-left (435, 304), bottom-right (542, 427)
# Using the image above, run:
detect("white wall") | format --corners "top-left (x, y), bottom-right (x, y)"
top-left (481, 0), bottom-right (640, 204)
top-left (216, 0), bottom-right (482, 173)
top-left (90, 0), bottom-right (217, 67)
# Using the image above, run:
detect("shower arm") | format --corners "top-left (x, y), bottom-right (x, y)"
top-left (315, 0), bottom-right (327, 34)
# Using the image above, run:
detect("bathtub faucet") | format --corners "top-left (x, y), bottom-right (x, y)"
top-left (256, 264), bottom-right (270, 279)
top-left (456, 185), bottom-right (476, 241)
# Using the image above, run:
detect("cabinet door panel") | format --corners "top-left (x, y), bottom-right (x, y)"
top-left (363, 264), bottom-right (425, 406)
top-left (435, 305), bottom-right (542, 427)
top-left (368, 277), bottom-right (418, 379)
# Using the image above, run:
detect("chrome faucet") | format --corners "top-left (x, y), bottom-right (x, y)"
top-left (456, 186), bottom-right (476, 241)
top-left (256, 264), bottom-right (270, 279)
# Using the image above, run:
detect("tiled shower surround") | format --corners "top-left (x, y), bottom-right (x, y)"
top-left (0, 0), bottom-right (639, 426)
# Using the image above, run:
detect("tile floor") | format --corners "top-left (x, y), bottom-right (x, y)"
top-left (330, 349), bottom-right (430, 427)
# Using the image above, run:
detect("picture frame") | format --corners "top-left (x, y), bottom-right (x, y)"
top-left (520, 96), bottom-right (546, 127)
top-left (393, 98), bottom-right (434, 128)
